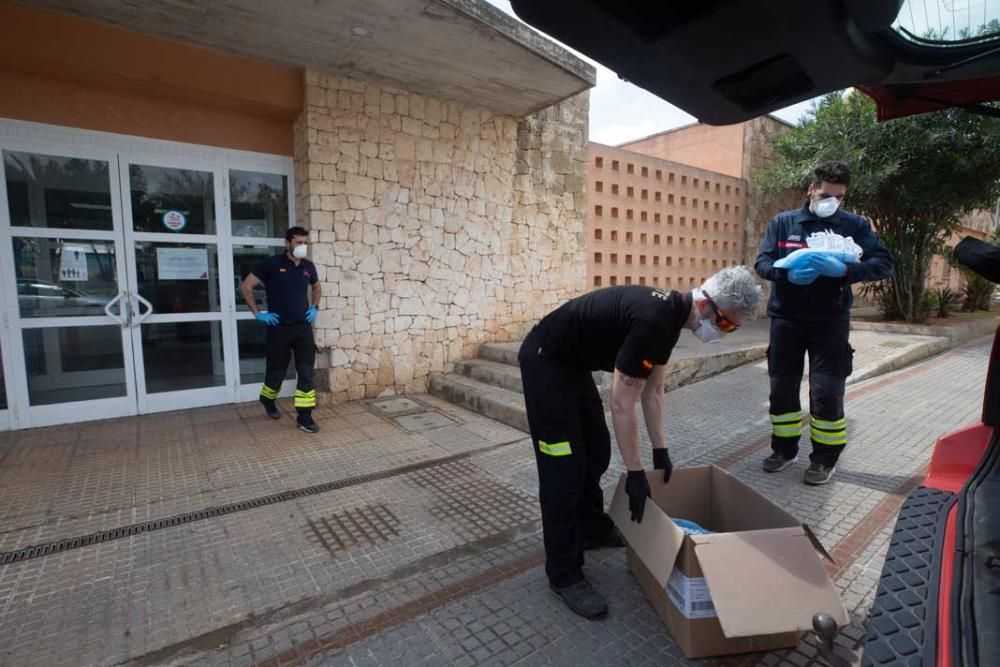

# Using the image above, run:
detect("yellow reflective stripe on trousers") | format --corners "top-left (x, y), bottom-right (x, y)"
top-left (810, 415), bottom-right (846, 445)
top-left (293, 389), bottom-right (316, 408)
top-left (770, 411), bottom-right (802, 423)
top-left (770, 411), bottom-right (802, 437)
top-left (810, 417), bottom-right (847, 431)
top-left (260, 385), bottom-right (279, 399)
top-left (810, 429), bottom-right (847, 446)
top-left (539, 440), bottom-right (572, 457)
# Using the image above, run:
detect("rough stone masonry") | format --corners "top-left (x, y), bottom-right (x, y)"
top-left (293, 70), bottom-right (590, 402)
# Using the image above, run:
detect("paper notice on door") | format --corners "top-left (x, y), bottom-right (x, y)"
top-left (156, 247), bottom-right (209, 280)
top-left (59, 246), bottom-right (89, 282)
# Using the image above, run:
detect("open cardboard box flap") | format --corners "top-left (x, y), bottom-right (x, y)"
top-left (610, 467), bottom-right (847, 639)
top-left (609, 474), bottom-right (686, 587)
top-left (690, 529), bottom-right (849, 637)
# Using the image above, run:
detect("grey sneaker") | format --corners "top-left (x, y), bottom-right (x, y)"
top-left (550, 579), bottom-right (608, 619)
top-left (804, 462), bottom-right (836, 485)
top-left (763, 452), bottom-right (797, 473)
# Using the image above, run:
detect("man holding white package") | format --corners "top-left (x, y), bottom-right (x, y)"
top-left (755, 161), bottom-right (894, 485)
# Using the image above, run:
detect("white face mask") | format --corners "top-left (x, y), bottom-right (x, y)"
top-left (812, 196), bottom-right (840, 219)
top-left (693, 317), bottom-right (723, 344)
top-left (292, 244), bottom-right (308, 259)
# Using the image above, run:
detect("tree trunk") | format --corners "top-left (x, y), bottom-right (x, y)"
top-left (877, 212), bottom-right (940, 322)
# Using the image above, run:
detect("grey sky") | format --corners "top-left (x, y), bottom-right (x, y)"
top-left (483, 0), bottom-right (816, 145)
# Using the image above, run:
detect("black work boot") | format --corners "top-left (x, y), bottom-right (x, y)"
top-left (583, 527), bottom-right (626, 550)
top-left (296, 411), bottom-right (320, 434)
top-left (259, 396), bottom-right (281, 419)
top-left (549, 579), bottom-right (608, 620)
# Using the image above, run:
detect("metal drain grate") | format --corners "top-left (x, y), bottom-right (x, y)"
top-left (0, 437), bottom-right (526, 566)
top-left (409, 461), bottom-right (538, 542)
top-left (307, 503), bottom-right (400, 555)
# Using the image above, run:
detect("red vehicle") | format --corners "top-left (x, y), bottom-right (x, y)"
top-left (510, 2), bottom-right (1000, 664)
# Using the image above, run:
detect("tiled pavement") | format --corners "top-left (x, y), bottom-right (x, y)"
top-left (0, 332), bottom-right (992, 666)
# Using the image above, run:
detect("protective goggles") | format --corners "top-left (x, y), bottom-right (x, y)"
top-left (703, 292), bottom-right (739, 333)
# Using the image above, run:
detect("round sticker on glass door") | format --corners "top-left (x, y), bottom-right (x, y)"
top-left (162, 210), bottom-right (187, 232)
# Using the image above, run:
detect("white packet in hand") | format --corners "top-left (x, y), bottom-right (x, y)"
top-left (807, 230), bottom-right (863, 263)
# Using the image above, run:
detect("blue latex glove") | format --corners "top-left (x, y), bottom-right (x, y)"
top-left (256, 312), bottom-right (279, 326)
top-left (305, 305), bottom-right (318, 324)
top-left (673, 519), bottom-right (715, 536)
top-left (773, 248), bottom-right (813, 270)
top-left (788, 265), bottom-right (820, 285)
top-left (810, 253), bottom-right (848, 278)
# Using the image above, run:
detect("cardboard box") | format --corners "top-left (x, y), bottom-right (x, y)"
top-left (609, 465), bottom-right (848, 659)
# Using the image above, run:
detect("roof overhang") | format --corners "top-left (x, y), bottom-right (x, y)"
top-left (18, 0), bottom-right (596, 117)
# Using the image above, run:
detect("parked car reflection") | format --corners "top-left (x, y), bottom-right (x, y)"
top-left (17, 279), bottom-right (110, 317)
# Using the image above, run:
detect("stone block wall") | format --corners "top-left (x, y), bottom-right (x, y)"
top-left (293, 70), bottom-right (589, 401)
top-left (740, 115), bottom-right (800, 268)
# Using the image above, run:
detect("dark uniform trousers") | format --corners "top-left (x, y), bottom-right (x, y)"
top-left (768, 318), bottom-right (853, 466)
top-left (518, 330), bottom-right (616, 588)
top-left (260, 321), bottom-right (316, 414)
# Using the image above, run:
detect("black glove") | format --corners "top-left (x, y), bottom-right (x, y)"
top-left (652, 448), bottom-right (673, 484)
top-left (954, 236), bottom-right (1000, 283)
top-left (625, 470), bottom-right (651, 523)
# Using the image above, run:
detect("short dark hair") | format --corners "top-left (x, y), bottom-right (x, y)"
top-left (811, 161), bottom-right (851, 188)
top-left (285, 226), bottom-right (309, 242)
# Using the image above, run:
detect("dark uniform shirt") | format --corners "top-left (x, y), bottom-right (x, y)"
top-left (533, 285), bottom-right (692, 378)
top-left (252, 253), bottom-right (318, 324)
top-left (755, 202), bottom-right (894, 320)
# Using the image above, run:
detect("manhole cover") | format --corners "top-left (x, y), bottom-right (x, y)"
top-left (393, 411), bottom-right (457, 432)
top-left (368, 397), bottom-right (426, 417)
top-left (306, 503), bottom-right (401, 556)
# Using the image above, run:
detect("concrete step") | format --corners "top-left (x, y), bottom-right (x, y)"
top-left (453, 358), bottom-right (523, 394)
top-left (428, 373), bottom-right (528, 433)
top-left (436, 339), bottom-right (768, 431)
top-left (478, 342), bottom-right (520, 366)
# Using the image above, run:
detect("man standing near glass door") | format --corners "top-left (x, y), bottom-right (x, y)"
top-left (241, 227), bottom-right (322, 433)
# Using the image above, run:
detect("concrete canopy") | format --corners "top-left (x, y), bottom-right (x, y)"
top-left (19, 0), bottom-right (596, 116)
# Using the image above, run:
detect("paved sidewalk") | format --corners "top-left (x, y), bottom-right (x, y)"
top-left (0, 326), bottom-right (993, 666)
top-left (617, 316), bottom-right (950, 394)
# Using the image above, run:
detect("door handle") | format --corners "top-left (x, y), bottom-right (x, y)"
top-left (103, 292), bottom-right (129, 329)
top-left (132, 292), bottom-right (154, 327)
top-left (122, 298), bottom-right (133, 328)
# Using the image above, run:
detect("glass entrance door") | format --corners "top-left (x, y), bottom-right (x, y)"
top-left (0, 336), bottom-right (9, 430)
top-left (119, 157), bottom-right (231, 414)
top-left (228, 168), bottom-right (296, 401)
top-left (0, 120), bottom-right (296, 429)
top-left (1, 148), bottom-right (137, 428)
